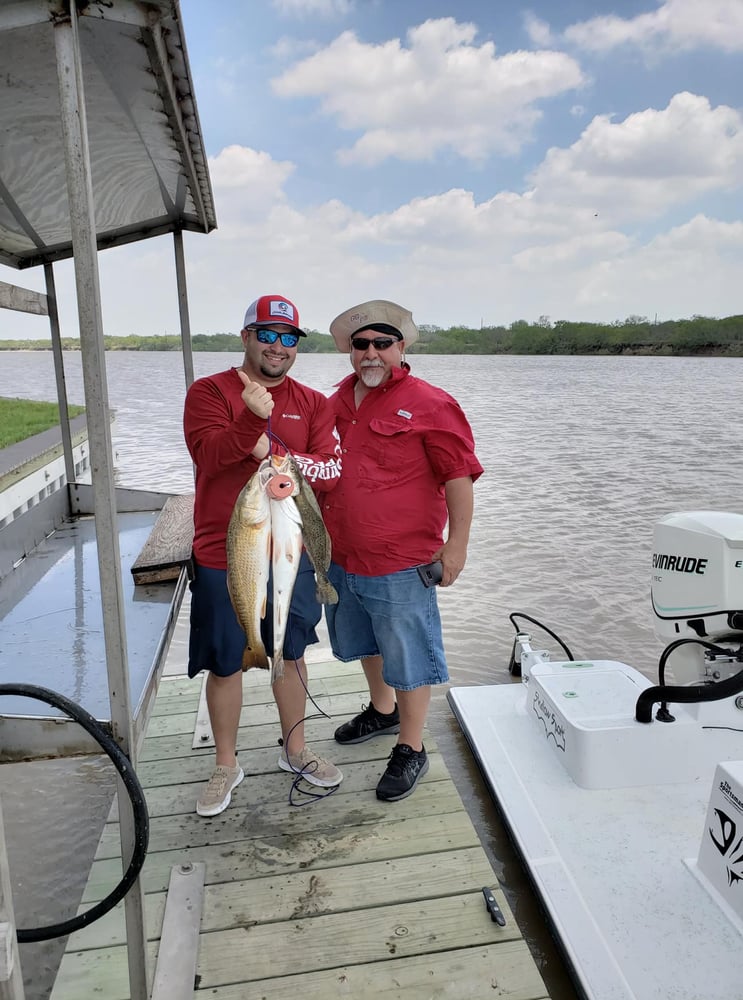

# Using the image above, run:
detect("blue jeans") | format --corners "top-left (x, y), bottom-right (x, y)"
top-left (325, 563), bottom-right (449, 691)
top-left (188, 552), bottom-right (320, 678)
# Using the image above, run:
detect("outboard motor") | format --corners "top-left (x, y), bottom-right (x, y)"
top-left (652, 511), bottom-right (743, 683)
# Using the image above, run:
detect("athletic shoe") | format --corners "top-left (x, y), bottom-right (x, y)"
top-left (334, 702), bottom-right (400, 744)
top-left (278, 747), bottom-right (343, 787)
top-left (376, 744), bottom-right (429, 801)
top-left (196, 763), bottom-right (244, 817)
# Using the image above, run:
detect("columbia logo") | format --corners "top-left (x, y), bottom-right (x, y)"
top-left (282, 413), bottom-right (301, 420)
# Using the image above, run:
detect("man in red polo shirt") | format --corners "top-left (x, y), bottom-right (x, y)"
top-left (184, 293), bottom-right (343, 816)
top-left (323, 299), bottom-right (483, 801)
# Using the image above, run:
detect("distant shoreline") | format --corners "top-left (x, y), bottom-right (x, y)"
top-left (1, 345), bottom-right (741, 357)
top-left (2, 314), bottom-right (742, 356)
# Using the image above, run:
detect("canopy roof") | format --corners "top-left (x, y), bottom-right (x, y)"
top-left (0, 0), bottom-right (217, 269)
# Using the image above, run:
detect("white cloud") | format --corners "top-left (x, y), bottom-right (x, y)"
top-left (272, 17), bottom-right (585, 164)
top-left (4, 91), bottom-right (743, 343)
top-left (271, 0), bottom-right (353, 17)
top-left (565, 0), bottom-right (743, 54)
top-left (208, 146), bottom-right (294, 213)
top-left (528, 93), bottom-right (743, 222)
top-left (172, 129), bottom-right (743, 331)
top-left (523, 12), bottom-right (554, 47)
top-left (569, 215), bottom-right (743, 318)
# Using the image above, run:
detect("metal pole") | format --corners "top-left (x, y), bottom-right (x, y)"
top-left (173, 229), bottom-right (195, 388)
top-left (43, 263), bottom-right (76, 486)
top-left (0, 796), bottom-right (25, 1000)
top-left (52, 6), bottom-right (148, 999)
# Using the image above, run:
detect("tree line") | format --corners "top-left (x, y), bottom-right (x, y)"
top-left (2, 314), bottom-right (743, 355)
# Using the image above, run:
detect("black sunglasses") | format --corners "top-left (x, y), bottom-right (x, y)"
top-left (255, 328), bottom-right (300, 348)
top-left (350, 336), bottom-right (400, 351)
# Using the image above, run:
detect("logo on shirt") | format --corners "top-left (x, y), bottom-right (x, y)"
top-left (282, 413), bottom-right (301, 420)
top-left (397, 409), bottom-right (412, 419)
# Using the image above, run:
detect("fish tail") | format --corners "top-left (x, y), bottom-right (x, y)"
top-left (270, 656), bottom-right (286, 683)
top-left (242, 646), bottom-right (270, 671)
top-left (315, 579), bottom-right (338, 605)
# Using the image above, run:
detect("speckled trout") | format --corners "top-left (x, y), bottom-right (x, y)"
top-left (269, 485), bottom-right (303, 681)
top-left (226, 460), bottom-right (273, 670)
top-left (279, 454), bottom-right (338, 605)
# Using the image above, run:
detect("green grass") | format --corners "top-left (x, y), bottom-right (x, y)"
top-left (0, 397), bottom-right (86, 449)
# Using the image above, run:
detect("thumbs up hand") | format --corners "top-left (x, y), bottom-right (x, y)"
top-left (237, 369), bottom-right (274, 420)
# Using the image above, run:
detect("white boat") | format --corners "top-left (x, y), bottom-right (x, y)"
top-left (449, 510), bottom-right (743, 1000)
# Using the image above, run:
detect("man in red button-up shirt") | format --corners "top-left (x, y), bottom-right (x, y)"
top-left (323, 299), bottom-right (483, 802)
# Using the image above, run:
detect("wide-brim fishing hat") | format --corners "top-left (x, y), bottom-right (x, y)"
top-left (329, 299), bottom-right (419, 352)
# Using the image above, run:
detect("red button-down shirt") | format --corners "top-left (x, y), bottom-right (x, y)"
top-left (323, 367), bottom-right (483, 576)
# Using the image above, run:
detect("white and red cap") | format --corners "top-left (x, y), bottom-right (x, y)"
top-left (242, 295), bottom-right (305, 336)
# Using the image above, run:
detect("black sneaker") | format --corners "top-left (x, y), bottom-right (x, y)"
top-left (334, 703), bottom-right (400, 745)
top-left (376, 744), bottom-right (429, 801)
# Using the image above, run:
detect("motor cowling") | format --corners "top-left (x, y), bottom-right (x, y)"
top-left (651, 511), bottom-right (743, 646)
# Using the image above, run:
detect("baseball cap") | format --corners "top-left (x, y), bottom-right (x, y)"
top-left (329, 300), bottom-right (419, 352)
top-left (242, 295), bottom-right (305, 336)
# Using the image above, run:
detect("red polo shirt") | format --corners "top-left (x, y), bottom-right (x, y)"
top-left (322, 367), bottom-right (483, 576)
top-left (184, 368), bottom-right (341, 569)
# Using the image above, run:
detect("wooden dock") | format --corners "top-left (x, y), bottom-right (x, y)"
top-left (50, 657), bottom-right (550, 999)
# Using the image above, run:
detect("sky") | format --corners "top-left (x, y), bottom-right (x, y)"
top-left (1, 0), bottom-right (742, 339)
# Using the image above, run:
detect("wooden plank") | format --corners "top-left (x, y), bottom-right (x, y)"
top-left (52, 941), bottom-right (548, 1000)
top-left (136, 736), bottom-right (399, 786)
top-left (154, 668), bottom-right (365, 715)
top-left (52, 944), bottom-right (155, 1000)
top-left (119, 755), bottom-right (451, 820)
top-left (208, 943), bottom-right (549, 1000)
top-left (196, 894), bottom-right (524, 987)
top-left (138, 714), bottom-right (429, 763)
top-left (55, 897), bottom-right (525, 995)
top-left (0, 279), bottom-right (48, 315)
top-left (143, 690), bottom-right (378, 739)
top-left (94, 781), bottom-right (469, 859)
top-left (131, 494), bottom-right (194, 584)
top-left (137, 740), bottom-right (390, 794)
top-left (146, 658), bottom-right (366, 714)
top-left (82, 811), bottom-right (483, 901)
top-left (72, 847), bottom-right (506, 950)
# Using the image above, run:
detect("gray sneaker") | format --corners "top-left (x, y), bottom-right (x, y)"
top-left (278, 747), bottom-right (343, 787)
top-left (196, 763), bottom-right (244, 817)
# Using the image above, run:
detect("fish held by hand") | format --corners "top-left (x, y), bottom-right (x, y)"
top-left (226, 460), bottom-right (273, 670)
top-left (278, 454), bottom-right (338, 605)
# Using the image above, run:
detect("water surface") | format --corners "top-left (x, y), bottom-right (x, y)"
top-left (2, 350), bottom-right (742, 998)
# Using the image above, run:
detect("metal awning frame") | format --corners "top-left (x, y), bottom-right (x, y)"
top-left (0, 3), bottom-right (210, 996)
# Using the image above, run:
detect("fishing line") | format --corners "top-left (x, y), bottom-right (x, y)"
top-left (261, 424), bottom-right (338, 805)
top-left (277, 630), bottom-right (339, 808)
top-left (266, 426), bottom-right (296, 459)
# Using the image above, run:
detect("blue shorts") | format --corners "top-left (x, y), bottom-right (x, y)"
top-left (324, 563), bottom-right (449, 691)
top-left (188, 552), bottom-right (321, 678)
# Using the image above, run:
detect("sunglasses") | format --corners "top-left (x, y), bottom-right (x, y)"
top-left (255, 329), bottom-right (300, 348)
top-left (350, 336), bottom-right (400, 351)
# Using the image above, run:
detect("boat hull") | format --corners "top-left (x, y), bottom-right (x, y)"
top-left (448, 679), bottom-right (743, 1000)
